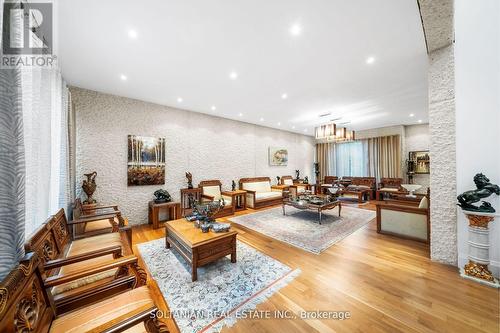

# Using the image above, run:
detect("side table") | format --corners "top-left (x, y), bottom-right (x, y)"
top-left (148, 201), bottom-right (181, 229)
top-left (222, 190), bottom-right (247, 211)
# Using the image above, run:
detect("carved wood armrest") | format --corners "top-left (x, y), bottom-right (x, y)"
top-left (69, 213), bottom-right (119, 224)
top-left (82, 204), bottom-right (119, 211)
top-left (201, 194), bottom-right (215, 201)
top-left (92, 305), bottom-right (169, 333)
top-left (378, 203), bottom-right (428, 215)
top-left (220, 191), bottom-right (235, 197)
top-left (44, 255), bottom-right (146, 288)
top-left (44, 245), bottom-right (123, 270)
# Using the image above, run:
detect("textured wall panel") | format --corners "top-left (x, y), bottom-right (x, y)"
top-left (72, 87), bottom-right (315, 225)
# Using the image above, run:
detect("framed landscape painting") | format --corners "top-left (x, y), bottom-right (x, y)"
top-left (269, 147), bottom-right (288, 166)
top-left (128, 135), bottom-right (166, 186)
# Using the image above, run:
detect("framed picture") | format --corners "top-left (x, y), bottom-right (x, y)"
top-left (269, 147), bottom-right (288, 166)
top-left (127, 135), bottom-right (166, 186)
top-left (408, 150), bottom-right (430, 174)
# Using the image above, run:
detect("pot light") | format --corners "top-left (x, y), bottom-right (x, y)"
top-left (366, 56), bottom-right (375, 64)
top-left (281, 93), bottom-right (288, 100)
top-left (290, 23), bottom-right (302, 36)
top-left (292, 125), bottom-right (296, 129)
top-left (277, 122), bottom-right (281, 126)
top-left (238, 113), bottom-right (243, 117)
top-left (409, 113), bottom-right (415, 117)
top-left (260, 117), bottom-right (264, 122)
top-left (211, 105), bottom-right (216, 111)
top-left (128, 29), bottom-right (138, 39)
top-left (120, 74), bottom-right (127, 81)
top-left (229, 71), bottom-right (238, 80)
top-left (177, 97), bottom-right (183, 103)
top-left (303, 128), bottom-right (308, 132)
top-left (418, 119), bottom-right (423, 123)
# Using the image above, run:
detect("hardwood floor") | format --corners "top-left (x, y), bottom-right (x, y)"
top-left (132, 202), bottom-right (500, 333)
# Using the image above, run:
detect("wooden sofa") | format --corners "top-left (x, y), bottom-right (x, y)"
top-left (376, 177), bottom-right (403, 201)
top-left (239, 177), bottom-right (284, 209)
top-left (376, 191), bottom-right (430, 243)
top-left (0, 252), bottom-right (168, 333)
top-left (319, 176), bottom-right (338, 193)
top-left (199, 179), bottom-right (235, 217)
top-left (340, 177), bottom-right (376, 203)
top-left (73, 198), bottom-right (128, 238)
top-left (280, 175), bottom-right (312, 197)
top-left (24, 209), bottom-right (139, 314)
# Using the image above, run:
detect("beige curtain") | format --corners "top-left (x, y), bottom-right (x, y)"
top-left (365, 135), bottom-right (402, 179)
top-left (315, 143), bottom-right (334, 181)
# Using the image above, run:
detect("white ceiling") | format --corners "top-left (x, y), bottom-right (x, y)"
top-left (58, 0), bottom-right (428, 136)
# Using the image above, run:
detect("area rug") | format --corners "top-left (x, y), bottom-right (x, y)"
top-left (137, 239), bottom-right (300, 333)
top-left (229, 206), bottom-right (375, 254)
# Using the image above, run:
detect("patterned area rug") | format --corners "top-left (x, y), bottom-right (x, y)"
top-left (137, 239), bottom-right (300, 333)
top-left (229, 206), bottom-right (375, 254)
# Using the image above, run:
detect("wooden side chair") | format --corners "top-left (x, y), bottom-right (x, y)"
top-left (198, 180), bottom-right (235, 217)
top-left (24, 209), bottom-right (139, 314)
top-left (320, 176), bottom-right (338, 193)
top-left (72, 198), bottom-right (128, 238)
top-left (0, 252), bottom-right (168, 332)
top-left (376, 177), bottom-right (404, 200)
top-left (281, 175), bottom-right (311, 197)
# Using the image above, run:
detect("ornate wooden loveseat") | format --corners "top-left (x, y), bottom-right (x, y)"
top-left (376, 177), bottom-right (404, 201)
top-left (24, 208), bottom-right (138, 314)
top-left (280, 175), bottom-right (312, 197)
top-left (239, 177), bottom-right (284, 209)
top-left (0, 252), bottom-right (168, 332)
top-left (340, 177), bottom-right (376, 203)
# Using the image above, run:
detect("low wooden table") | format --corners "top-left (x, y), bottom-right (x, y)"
top-left (165, 218), bottom-right (237, 281)
top-left (282, 197), bottom-right (341, 224)
top-left (148, 201), bottom-right (181, 229)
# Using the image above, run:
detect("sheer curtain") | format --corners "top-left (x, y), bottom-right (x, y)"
top-left (334, 141), bottom-right (367, 177)
top-left (22, 68), bottom-right (71, 237)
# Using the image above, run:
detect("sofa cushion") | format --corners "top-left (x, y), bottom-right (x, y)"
top-left (380, 187), bottom-right (399, 192)
top-left (50, 286), bottom-right (154, 333)
top-left (242, 181), bottom-right (271, 193)
top-left (83, 217), bottom-right (118, 233)
top-left (51, 233), bottom-right (123, 295)
top-left (203, 185), bottom-right (222, 200)
top-left (283, 178), bottom-right (294, 185)
top-left (221, 195), bottom-right (232, 205)
top-left (256, 192), bottom-right (282, 200)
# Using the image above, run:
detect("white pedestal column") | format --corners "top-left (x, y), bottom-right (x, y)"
top-left (460, 211), bottom-right (499, 288)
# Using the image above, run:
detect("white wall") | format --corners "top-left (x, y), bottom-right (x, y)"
top-left (455, 0), bottom-right (500, 276)
top-left (72, 87), bottom-right (315, 225)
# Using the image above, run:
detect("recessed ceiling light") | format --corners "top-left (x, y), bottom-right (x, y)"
top-left (177, 97), bottom-right (183, 103)
top-left (260, 117), bottom-right (264, 122)
top-left (303, 128), bottom-right (307, 132)
top-left (290, 23), bottom-right (302, 36)
top-left (418, 119), bottom-right (423, 123)
top-left (238, 113), bottom-right (243, 117)
top-left (409, 113), bottom-right (415, 117)
top-left (292, 125), bottom-right (296, 129)
top-left (277, 122), bottom-right (281, 126)
top-left (128, 29), bottom-right (138, 39)
top-left (120, 74), bottom-right (127, 81)
top-left (229, 71), bottom-right (238, 80)
top-left (366, 56), bottom-right (375, 64)
top-left (281, 93), bottom-right (288, 100)
top-left (211, 105), bottom-right (216, 111)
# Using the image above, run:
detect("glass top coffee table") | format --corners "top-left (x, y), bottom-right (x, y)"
top-left (282, 194), bottom-right (341, 224)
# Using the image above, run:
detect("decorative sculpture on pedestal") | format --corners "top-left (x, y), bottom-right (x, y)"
top-left (276, 176), bottom-right (281, 185)
top-left (457, 173), bottom-right (499, 288)
top-left (231, 180), bottom-right (236, 191)
top-left (153, 189), bottom-right (172, 203)
top-left (304, 176), bottom-right (309, 184)
top-left (82, 171), bottom-right (97, 204)
top-left (185, 172), bottom-right (193, 189)
top-left (295, 170), bottom-right (300, 180)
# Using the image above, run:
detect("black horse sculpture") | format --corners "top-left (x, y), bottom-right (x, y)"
top-left (457, 173), bottom-right (499, 213)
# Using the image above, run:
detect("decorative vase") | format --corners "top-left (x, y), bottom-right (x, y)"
top-left (82, 171), bottom-right (97, 204)
top-left (460, 210), bottom-right (499, 288)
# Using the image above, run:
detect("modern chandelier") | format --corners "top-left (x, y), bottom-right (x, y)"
top-left (315, 123), bottom-right (355, 142)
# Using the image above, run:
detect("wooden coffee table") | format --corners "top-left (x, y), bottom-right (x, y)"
top-left (165, 218), bottom-right (237, 281)
top-left (282, 197), bottom-right (341, 225)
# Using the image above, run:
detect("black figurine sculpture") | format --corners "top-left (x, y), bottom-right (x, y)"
top-left (295, 170), bottom-right (300, 180)
top-left (231, 180), bottom-right (236, 191)
top-left (457, 173), bottom-right (500, 213)
top-left (186, 172), bottom-right (193, 189)
top-left (304, 176), bottom-right (309, 184)
top-left (153, 189), bottom-right (172, 203)
top-left (276, 176), bottom-right (281, 185)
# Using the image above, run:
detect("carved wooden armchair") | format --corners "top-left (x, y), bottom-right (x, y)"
top-left (0, 252), bottom-right (168, 333)
top-left (198, 180), bottom-right (235, 217)
top-left (320, 176), bottom-right (338, 193)
top-left (24, 209), bottom-right (138, 314)
top-left (281, 175), bottom-right (312, 197)
top-left (376, 177), bottom-right (404, 200)
top-left (341, 177), bottom-right (376, 202)
top-left (72, 198), bottom-right (128, 239)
